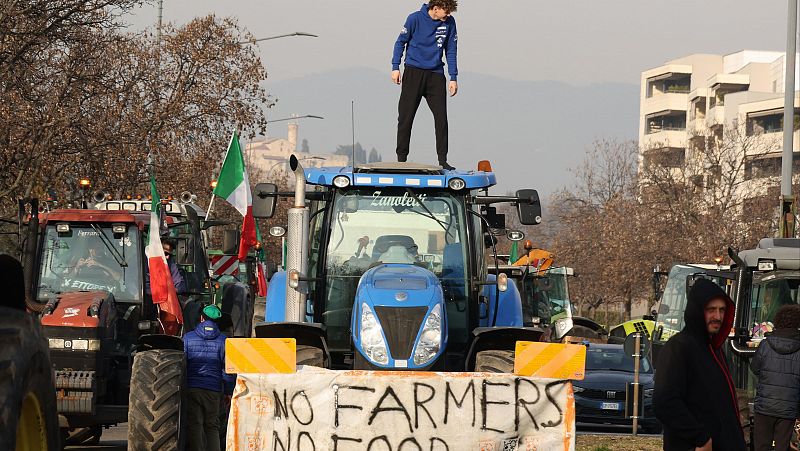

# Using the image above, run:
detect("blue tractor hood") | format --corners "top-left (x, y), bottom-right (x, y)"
top-left (352, 264), bottom-right (448, 369)
top-left (359, 264), bottom-right (441, 307)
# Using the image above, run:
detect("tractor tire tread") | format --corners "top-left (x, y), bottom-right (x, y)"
top-left (475, 349), bottom-right (515, 373)
top-left (296, 345), bottom-right (325, 367)
top-left (128, 349), bottom-right (185, 451)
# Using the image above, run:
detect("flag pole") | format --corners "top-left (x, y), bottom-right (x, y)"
top-left (205, 194), bottom-right (216, 221)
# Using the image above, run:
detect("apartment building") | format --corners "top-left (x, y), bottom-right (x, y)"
top-left (639, 51), bottom-right (800, 202)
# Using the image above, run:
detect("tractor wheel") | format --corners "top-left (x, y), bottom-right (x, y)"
top-left (128, 349), bottom-right (186, 451)
top-left (0, 308), bottom-right (60, 451)
top-left (297, 345), bottom-right (325, 367)
top-left (475, 349), bottom-right (515, 373)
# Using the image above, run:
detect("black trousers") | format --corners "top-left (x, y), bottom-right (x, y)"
top-left (753, 412), bottom-right (795, 451)
top-left (187, 388), bottom-right (221, 451)
top-left (396, 65), bottom-right (448, 162)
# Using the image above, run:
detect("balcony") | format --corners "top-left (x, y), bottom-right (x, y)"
top-left (642, 94), bottom-right (689, 116)
top-left (642, 131), bottom-right (687, 152)
top-left (706, 106), bottom-right (725, 127)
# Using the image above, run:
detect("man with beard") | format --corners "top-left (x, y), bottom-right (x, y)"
top-left (654, 278), bottom-right (746, 450)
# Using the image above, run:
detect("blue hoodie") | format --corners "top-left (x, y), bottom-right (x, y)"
top-left (183, 320), bottom-right (236, 393)
top-left (392, 3), bottom-right (458, 81)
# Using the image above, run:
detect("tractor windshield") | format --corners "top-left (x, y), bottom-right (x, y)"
top-left (37, 224), bottom-right (142, 302)
top-left (322, 187), bottom-right (469, 351)
top-left (750, 271), bottom-right (800, 334)
top-left (519, 269), bottom-right (573, 326)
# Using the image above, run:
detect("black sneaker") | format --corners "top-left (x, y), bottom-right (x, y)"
top-left (397, 155), bottom-right (408, 163)
top-left (439, 161), bottom-right (455, 170)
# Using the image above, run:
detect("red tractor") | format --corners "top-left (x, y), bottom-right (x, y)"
top-left (20, 198), bottom-right (213, 448)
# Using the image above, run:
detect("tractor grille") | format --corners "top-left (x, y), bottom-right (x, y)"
top-left (55, 370), bottom-right (96, 414)
top-left (374, 306), bottom-right (428, 360)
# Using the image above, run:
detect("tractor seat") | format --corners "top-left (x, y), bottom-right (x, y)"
top-left (371, 235), bottom-right (418, 261)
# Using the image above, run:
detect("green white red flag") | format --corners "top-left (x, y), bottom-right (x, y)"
top-left (213, 131), bottom-right (257, 260)
top-left (145, 174), bottom-right (183, 331)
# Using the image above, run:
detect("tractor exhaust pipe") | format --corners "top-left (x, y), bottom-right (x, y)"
top-left (290, 155), bottom-right (306, 207)
top-left (285, 155), bottom-right (309, 322)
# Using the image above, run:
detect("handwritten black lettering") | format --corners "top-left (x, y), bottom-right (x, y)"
top-left (274, 389), bottom-right (289, 419)
top-left (332, 435), bottom-right (362, 451)
top-left (398, 437), bottom-right (423, 451)
top-left (481, 379), bottom-right (510, 434)
top-left (290, 390), bottom-right (314, 426)
top-left (273, 427), bottom-right (291, 451)
top-left (334, 385), bottom-right (375, 427)
top-left (413, 382), bottom-right (437, 429)
top-left (369, 387), bottom-right (414, 433)
top-left (515, 378), bottom-right (542, 431)
top-left (443, 380), bottom-right (475, 426)
top-left (366, 436), bottom-right (392, 451)
top-left (541, 380), bottom-right (568, 428)
top-left (429, 437), bottom-right (449, 451)
top-left (297, 431), bottom-right (316, 451)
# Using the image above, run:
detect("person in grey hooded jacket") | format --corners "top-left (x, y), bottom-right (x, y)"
top-left (750, 304), bottom-right (800, 451)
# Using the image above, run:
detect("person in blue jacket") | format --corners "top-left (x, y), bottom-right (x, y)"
top-left (183, 304), bottom-right (235, 451)
top-left (392, 1), bottom-right (458, 170)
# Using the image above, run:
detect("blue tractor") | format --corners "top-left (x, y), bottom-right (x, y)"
top-left (254, 157), bottom-right (569, 372)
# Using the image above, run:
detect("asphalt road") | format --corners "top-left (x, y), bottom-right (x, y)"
top-left (65, 424), bottom-right (127, 451)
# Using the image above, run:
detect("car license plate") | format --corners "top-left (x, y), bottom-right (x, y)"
top-left (600, 402), bottom-right (620, 410)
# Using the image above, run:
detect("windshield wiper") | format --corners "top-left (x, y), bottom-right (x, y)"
top-left (90, 224), bottom-right (127, 268)
top-left (404, 188), bottom-right (452, 241)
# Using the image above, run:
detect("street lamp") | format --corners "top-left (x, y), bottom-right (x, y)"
top-left (238, 32), bottom-right (318, 45)
top-left (266, 115), bottom-right (324, 123)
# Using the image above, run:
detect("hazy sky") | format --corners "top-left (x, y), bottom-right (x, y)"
top-left (128, 1), bottom-right (788, 86)
top-left (126, 1), bottom-right (790, 194)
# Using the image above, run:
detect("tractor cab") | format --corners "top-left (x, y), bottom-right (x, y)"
top-left (257, 157), bottom-right (544, 371)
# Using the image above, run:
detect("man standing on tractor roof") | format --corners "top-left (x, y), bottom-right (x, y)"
top-left (183, 304), bottom-right (235, 451)
top-left (653, 279), bottom-right (746, 451)
top-left (392, 0), bottom-right (458, 170)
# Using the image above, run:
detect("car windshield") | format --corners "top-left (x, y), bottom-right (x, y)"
top-left (585, 347), bottom-right (652, 373)
top-left (322, 187), bottom-right (468, 351)
top-left (37, 225), bottom-right (141, 302)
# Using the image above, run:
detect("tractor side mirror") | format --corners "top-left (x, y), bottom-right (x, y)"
top-left (253, 183), bottom-right (277, 219)
top-left (516, 189), bottom-right (542, 225)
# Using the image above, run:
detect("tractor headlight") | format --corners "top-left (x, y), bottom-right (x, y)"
top-left (333, 176), bottom-right (351, 188)
top-left (360, 303), bottom-right (389, 365)
top-left (447, 178), bottom-right (466, 190)
top-left (413, 304), bottom-right (442, 365)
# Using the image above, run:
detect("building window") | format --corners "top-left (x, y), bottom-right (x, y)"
top-left (646, 114), bottom-right (686, 134)
top-left (745, 154), bottom-right (800, 180)
top-left (747, 110), bottom-right (800, 136)
top-left (643, 147), bottom-right (685, 168)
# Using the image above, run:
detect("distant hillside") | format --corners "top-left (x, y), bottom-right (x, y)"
top-left (265, 67), bottom-right (638, 197)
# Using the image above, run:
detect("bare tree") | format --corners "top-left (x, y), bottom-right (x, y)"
top-left (0, 7), bottom-right (271, 254)
top-left (639, 119), bottom-right (781, 260)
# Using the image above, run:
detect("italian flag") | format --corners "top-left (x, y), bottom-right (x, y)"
top-left (145, 174), bottom-right (183, 332)
top-left (214, 131), bottom-right (257, 261)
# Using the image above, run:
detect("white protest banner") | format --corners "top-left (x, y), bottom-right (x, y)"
top-left (226, 367), bottom-right (575, 451)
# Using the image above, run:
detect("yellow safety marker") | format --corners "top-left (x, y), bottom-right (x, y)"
top-left (514, 341), bottom-right (586, 380)
top-left (225, 338), bottom-right (296, 374)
